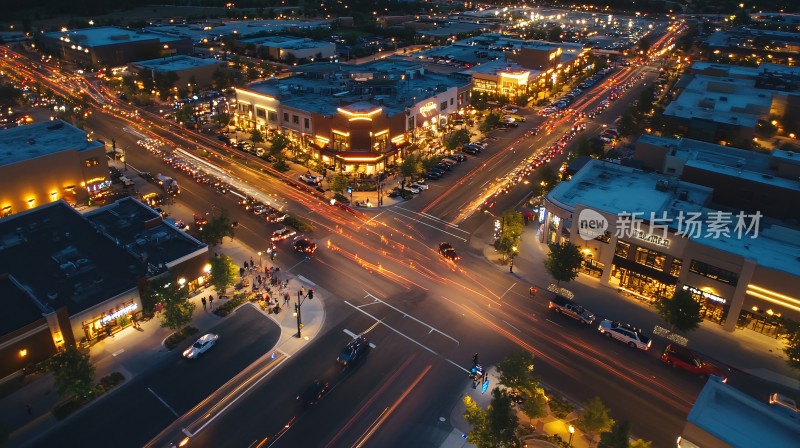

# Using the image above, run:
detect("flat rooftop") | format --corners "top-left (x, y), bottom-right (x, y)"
top-left (85, 197), bottom-right (207, 272)
top-left (146, 19), bottom-right (332, 42)
top-left (686, 376), bottom-right (800, 448)
top-left (131, 55), bottom-right (223, 72)
top-left (0, 201), bottom-right (145, 328)
top-left (663, 75), bottom-right (773, 128)
top-left (0, 275), bottom-right (46, 336)
top-left (45, 26), bottom-right (184, 47)
top-left (243, 61), bottom-right (470, 116)
top-left (0, 120), bottom-right (103, 167)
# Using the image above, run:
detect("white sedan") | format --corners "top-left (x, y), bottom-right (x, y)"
top-left (183, 333), bottom-right (219, 359)
top-left (411, 182), bottom-right (429, 191)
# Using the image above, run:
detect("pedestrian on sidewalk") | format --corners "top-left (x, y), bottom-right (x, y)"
top-left (201, 297), bottom-right (207, 310)
top-left (250, 256), bottom-right (255, 267)
top-left (209, 295), bottom-right (214, 309)
top-left (284, 292), bottom-right (290, 306)
top-left (244, 261), bottom-right (249, 271)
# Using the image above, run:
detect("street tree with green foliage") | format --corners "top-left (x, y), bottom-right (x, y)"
top-left (400, 154), bottom-right (423, 178)
top-left (577, 396), bottom-right (615, 442)
top-left (544, 241), bottom-right (583, 286)
top-left (783, 319), bottom-right (800, 373)
top-left (329, 173), bottom-right (349, 194)
top-left (497, 350), bottom-right (547, 422)
top-left (269, 134), bottom-right (291, 159)
top-left (463, 388), bottom-right (521, 448)
top-left (479, 113), bottom-right (501, 135)
top-left (209, 254), bottom-right (239, 297)
top-left (157, 276), bottom-right (195, 330)
top-left (599, 419), bottom-right (631, 448)
top-left (495, 210), bottom-right (524, 259)
top-left (538, 165), bottom-right (559, 193)
top-left (195, 208), bottom-right (236, 245)
top-left (212, 112), bottom-right (231, 128)
top-left (656, 289), bottom-right (703, 333)
top-left (444, 129), bottom-right (471, 151)
top-left (250, 128), bottom-right (264, 144)
top-left (50, 345), bottom-right (96, 399)
top-left (630, 439), bottom-right (653, 448)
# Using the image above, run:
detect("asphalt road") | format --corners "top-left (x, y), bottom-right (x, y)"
top-left (30, 306), bottom-right (280, 448)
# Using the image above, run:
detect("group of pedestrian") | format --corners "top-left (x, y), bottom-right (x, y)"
top-left (201, 295), bottom-right (215, 311)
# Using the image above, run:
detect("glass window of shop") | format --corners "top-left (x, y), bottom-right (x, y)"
top-left (333, 132), bottom-right (349, 151)
top-left (268, 111), bottom-right (277, 122)
top-left (614, 268), bottom-right (676, 302)
top-left (635, 247), bottom-right (666, 271)
top-left (372, 133), bottom-right (388, 153)
top-left (81, 300), bottom-right (138, 342)
top-left (615, 241), bottom-right (630, 258)
top-left (473, 78), bottom-right (496, 94)
top-left (682, 285), bottom-right (726, 324)
top-left (670, 259), bottom-right (682, 277)
top-left (595, 231), bottom-right (611, 244)
top-left (689, 260), bottom-right (739, 286)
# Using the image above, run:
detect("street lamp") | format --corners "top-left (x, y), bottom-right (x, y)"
top-left (510, 245), bottom-right (517, 273)
top-left (258, 251), bottom-right (262, 267)
top-left (568, 424), bottom-right (575, 447)
top-left (483, 209), bottom-right (505, 241)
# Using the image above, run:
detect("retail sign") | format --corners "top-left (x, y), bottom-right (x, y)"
top-left (419, 101), bottom-right (437, 115)
top-left (634, 231), bottom-right (670, 248)
top-left (101, 303), bottom-right (138, 325)
top-left (683, 285), bottom-right (726, 304)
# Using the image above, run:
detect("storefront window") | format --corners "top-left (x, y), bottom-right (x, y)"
top-left (689, 260), bottom-right (739, 286)
top-left (615, 241), bottom-right (630, 258)
top-left (333, 132), bottom-right (349, 151)
top-left (682, 285), bottom-right (726, 324)
top-left (635, 247), bottom-right (666, 271)
top-left (670, 259), bottom-right (682, 277)
top-left (373, 133), bottom-right (388, 153)
top-left (595, 231), bottom-right (611, 244)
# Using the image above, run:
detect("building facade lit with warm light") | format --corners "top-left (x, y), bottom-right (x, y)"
top-left (0, 198), bottom-right (208, 379)
top-left (542, 159), bottom-right (800, 335)
top-left (0, 120), bottom-right (108, 218)
top-left (233, 60), bottom-right (471, 173)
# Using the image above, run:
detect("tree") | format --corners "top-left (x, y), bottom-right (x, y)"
top-left (212, 112), bottom-right (231, 128)
top-left (209, 254), bottom-right (239, 297)
top-left (250, 128), bottom-right (264, 144)
top-left (400, 154), bottom-right (423, 178)
top-left (479, 113), bottom-right (501, 135)
top-left (782, 318), bottom-right (800, 372)
top-left (50, 345), bottom-right (96, 399)
top-left (495, 210), bottom-right (524, 258)
top-left (547, 26), bottom-right (563, 42)
top-left (538, 165), bottom-right (559, 192)
top-left (269, 134), bottom-right (291, 157)
top-left (577, 396), bottom-right (614, 441)
top-left (196, 208), bottom-right (236, 245)
top-left (463, 388), bottom-right (521, 448)
top-left (598, 420), bottom-right (631, 448)
top-left (519, 386), bottom-right (548, 421)
top-left (444, 129), bottom-right (470, 151)
top-left (630, 439), bottom-right (652, 448)
top-left (544, 241), bottom-right (583, 286)
top-left (329, 173), bottom-right (349, 194)
top-left (497, 350), bottom-right (547, 421)
top-left (156, 276), bottom-right (195, 330)
top-left (656, 289), bottom-right (703, 333)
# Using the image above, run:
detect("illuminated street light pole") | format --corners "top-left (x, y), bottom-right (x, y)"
top-left (258, 251), bottom-right (262, 268)
top-left (568, 424), bottom-right (575, 447)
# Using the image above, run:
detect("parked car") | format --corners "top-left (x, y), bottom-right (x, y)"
top-left (271, 227), bottom-right (297, 242)
top-left (661, 343), bottom-right (727, 380)
top-left (450, 153), bottom-right (468, 162)
top-left (597, 320), bottom-right (652, 350)
top-left (297, 380), bottom-right (330, 406)
top-left (769, 393), bottom-right (799, 417)
top-left (501, 106), bottom-right (519, 114)
top-left (183, 333), bottom-right (219, 359)
top-left (438, 242), bottom-right (460, 261)
top-left (299, 174), bottom-right (321, 185)
top-left (293, 238), bottom-right (317, 254)
top-left (411, 182), bottom-right (429, 191)
top-left (462, 146), bottom-right (480, 155)
top-left (337, 336), bottom-right (370, 366)
top-left (503, 113), bottom-right (526, 122)
top-left (426, 170), bottom-right (443, 179)
top-left (548, 295), bottom-right (596, 325)
top-left (402, 185), bottom-right (421, 194)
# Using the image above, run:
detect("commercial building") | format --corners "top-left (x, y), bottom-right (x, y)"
top-left (129, 55), bottom-right (227, 88)
top-left (237, 35), bottom-right (336, 62)
top-left (704, 28), bottom-right (800, 66)
top-left (41, 26), bottom-right (192, 66)
top-left (678, 376), bottom-right (800, 448)
top-left (0, 198), bottom-right (208, 379)
top-left (542, 158), bottom-right (800, 334)
top-left (233, 60), bottom-right (471, 173)
top-left (0, 120), bottom-right (107, 218)
top-left (145, 19), bottom-right (332, 44)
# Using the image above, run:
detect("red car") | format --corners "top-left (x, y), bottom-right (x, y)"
top-left (661, 344), bottom-right (727, 381)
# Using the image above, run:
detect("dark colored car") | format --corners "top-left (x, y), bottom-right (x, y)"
top-left (462, 146), bottom-right (480, 155)
top-left (438, 242), bottom-right (460, 261)
top-left (661, 343), bottom-right (727, 380)
top-left (292, 238), bottom-right (317, 254)
top-left (426, 170), bottom-right (443, 179)
top-left (296, 380), bottom-right (330, 406)
top-left (337, 336), bottom-right (370, 366)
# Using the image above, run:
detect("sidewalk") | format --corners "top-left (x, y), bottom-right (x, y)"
top-left (0, 228), bottom-right (326, 447)
top-left (471, 220), bottom-right (799, 391)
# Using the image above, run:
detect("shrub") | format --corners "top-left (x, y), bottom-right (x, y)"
top-left (53, 398), bottom-right (88, 420)
top-left (284, 215), bottom-right (314, 232)
top-left (333, 193), bottom-right (350, 204)
top-left (214, 294), bottom-right (247, 316)
top-left (548, 394), bottom-right (574, 419)
top-left (164, 326), bottom-right (199, 350)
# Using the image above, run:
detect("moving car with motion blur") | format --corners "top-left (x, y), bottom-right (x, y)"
top-left (183, 333), bottom-right (219, 359)
top-left (337, 336), bottom-right (370, 366)
top-left (297, 380), bottom-right (330, 407)
top-left (271, 227), bottom-right (297, 242)
top-left (292, 238), bottom-right (317, 254)
top-left (438, 242), bottom-right (460, 261)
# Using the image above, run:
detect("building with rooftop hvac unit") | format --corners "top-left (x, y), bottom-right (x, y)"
top-left (129, 55), bottom-right (227, 89)
top-left (236, 35), bottom-right (336, 62)
top-left (678, 376), bottom-right (800, 448)
top-left (542, 158), bottom-right (800, 335)
top-left (41, 26), bottom-right (192, 66)
top-left (0, 120), bottom-right (108, 218)
top-left (0, 198), bottom-right (208, 379)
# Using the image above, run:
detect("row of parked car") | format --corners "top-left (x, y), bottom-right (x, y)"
top-left (547, 294), bottom-right (728, 381)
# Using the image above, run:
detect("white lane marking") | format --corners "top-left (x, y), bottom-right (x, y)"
top-left (344, 301), bottom-right (469, 374)
top-left (503, 320), bottom-right (521, 332)
top-left (148, 387), bottom-right (180, 418)
top-left (345, 329), bottom-right (379, 349)
top-left (499, 283), bottom-right (517, 300)
top-left (545, 319), bottom-right (562, 327)
top-left (392, 206), bottom-right (465, 232)
top-left (297, 275), bottom-right (316, 287)
top-left (383, 208), bottom-right (468, 242)
top-left (364, 292), bottom-right (459, 344)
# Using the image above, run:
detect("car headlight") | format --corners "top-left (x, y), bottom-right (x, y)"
top-left (183, 349), bottom-right (193, 358)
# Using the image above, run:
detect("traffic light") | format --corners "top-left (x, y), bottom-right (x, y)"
top-left (308, 289), bottom-right (314, 300)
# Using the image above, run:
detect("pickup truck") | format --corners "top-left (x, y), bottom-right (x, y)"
top-left (548, 295), bottom-right (596, 325)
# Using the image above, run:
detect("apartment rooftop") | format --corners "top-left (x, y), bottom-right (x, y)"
top-left (685, 376), bottom-right (800, 448)
top-left (0, 120), bottom-right (103, 167)
top-left (131, 55), bottom-right (223, 72)
top-left (45, 26), bottom-right (184, 48)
